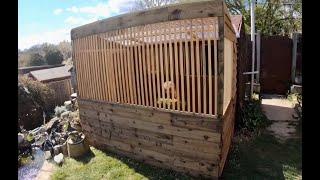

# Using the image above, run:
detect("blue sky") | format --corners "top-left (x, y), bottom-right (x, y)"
top-left (18, 0), bottom-right (136, 50)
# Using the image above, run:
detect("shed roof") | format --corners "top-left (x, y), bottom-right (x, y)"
top-left (231, 15), bottom-right (243, 38)
top-left (18, 64), bottom-right (65, 75)
top-left (29, 65), bottom-right (72, 83)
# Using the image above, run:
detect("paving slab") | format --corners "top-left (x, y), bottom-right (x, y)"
top-left (261, 94), bottom-right (298, 140)
top-left (35, 160), bottom-right (55, 180)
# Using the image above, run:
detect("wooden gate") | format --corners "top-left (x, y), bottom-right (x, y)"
top-left (260, 36), bottom-right (292, 94)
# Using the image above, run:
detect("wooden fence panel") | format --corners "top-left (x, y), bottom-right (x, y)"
top-left (73, 17), bottom-right (219, 116)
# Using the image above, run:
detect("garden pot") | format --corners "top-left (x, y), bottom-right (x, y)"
top-left (67, 134), bottom-right (89, 158)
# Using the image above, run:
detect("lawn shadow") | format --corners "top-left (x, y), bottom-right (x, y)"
top-left (94, 145), bottom-right (198, 180)
top-left (73, 149), bottom-right (95, 164)
top-left (221, 132), bottom-right (302, 179)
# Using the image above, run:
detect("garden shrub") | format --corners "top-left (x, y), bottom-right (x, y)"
top-left (237, 98), bottom-right (271, 134)
top-left (18, 76), bottom-right (55, 130)
top-left (54, 106), bottom-right (68, 117)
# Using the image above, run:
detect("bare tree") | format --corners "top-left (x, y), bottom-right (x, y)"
top-left (132, 0), bottom-right (177, 11)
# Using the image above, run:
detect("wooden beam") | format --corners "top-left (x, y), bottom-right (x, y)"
top-left (71, 0), bottom-right (224, 40)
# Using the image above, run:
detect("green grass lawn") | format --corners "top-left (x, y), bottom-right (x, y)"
top-left (52, 129), bottom-right (301, 180)
top-left (51, 147), bottom-right (194, 180)
top-left (221, 132), bottom-right (302, 180)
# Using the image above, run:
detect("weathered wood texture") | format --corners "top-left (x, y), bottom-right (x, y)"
top-left (78, 99), bottom-right (221, 178)
top-left (47, 78), bottom-right (73, 105)
top-left (71, 0), bottom-right (224, 40)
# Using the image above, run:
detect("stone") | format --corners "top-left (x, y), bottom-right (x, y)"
top-left (18, 133), bottom-right (24, 145)
top-left (45, 151), bottom-right (52, 160)
top-left (53, 153), bottom-right (64, 165)
top-left (71, 93), bottom-right (77, 99)
top-left (61, 111), bottom-right (71, 119)
top-left (46, 117), bottom-right (60, 132)
top-left (64, 101), bottom-right (72, 111)
top-left (53, 145), bottom-right (61, 155)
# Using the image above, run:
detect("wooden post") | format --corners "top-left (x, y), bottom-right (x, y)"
top-left (217, 16), bottom-right (224, 117)
top-left (256, 31), bottom-right (261, 83)
top-left (291, 33), bottom-right (298, 83)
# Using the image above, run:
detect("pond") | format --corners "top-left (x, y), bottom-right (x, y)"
top-left (18, 148), bottom-right (45, 180)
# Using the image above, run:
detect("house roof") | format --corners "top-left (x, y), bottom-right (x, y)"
top-left (18, 64), bottom-right (65, 75)
top-left (29, 65), bottom-right (72, 83)
top-left (231, 15), bottom-right (243, 38)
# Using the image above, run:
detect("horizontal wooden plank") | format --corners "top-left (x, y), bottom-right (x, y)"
top-left (71, 0), bottom-right (224, 40)
top-left (78, 98), bottom-right (218, 119)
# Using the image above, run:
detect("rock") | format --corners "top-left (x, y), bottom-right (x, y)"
top-left (64, 101), bottom-right (72, 111)
top-left (18, 133), bottom-right (24, 145)
top-left (46, 117), bottom-right (60, 132)
top-left (53, 145), bottom-right (61, 155)
top-left (54, 153), bottom-right (64, 165)
top-left (61, 111), bottom-right (71, 119)
top-left (45, 151), bottom-right (52, 160)
top-left (71, 93), bottom-right (77, 99)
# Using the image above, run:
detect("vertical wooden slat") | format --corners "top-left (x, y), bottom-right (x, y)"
top-left (116, 30), bottom-right (124, 103)
top-left (93, 35), bottom-right (102, 100)
top-left (164, 26), bottom-right (170, 109)
top-left (85, 37), bottom-right (91, 99)
top-left (129, 28), bottom-right (137, 105)
top-left (106, 33), bottom-right (117, 102)
top-left (190, 21), bottom-right (196, 113)
top-left (104, 33), bottom-right (112, 101)
top-left (80, 38), bottom-right (87, 99)
top-left (146, 25), bottom-right (152, 107)
top-left (160, 25), bottom-right (165, 108)
top-left (174, 23), bottom-right (180, 111)
top-left (169, 22), bottom-right (175, 110)
top-left (142, 28), bottom-right (149, 106)
top-left (151, 26), bottom-right (157, 107)
top-left (126, 29), bottom-right (132, 104)
top-left (179, 21), bottom-right (185, 111)
top-left (100, 35), bottom-right (108, 101)
top-left (103, 33), bottom-right (110, 101)
top-left (214, 39), bottom-right (218, 115)
top-left (196, 23), bottom-right (201, 114)
top-left (98, 35), bottom-right (106, 101)
top-left (114, 31), bottom-right (121, 102)
top-left (138, 28), bottom-right (145, 106)
top-left (155, 28), bottom-right (161, 108)
top-left (88, 36), bottom-right (94, 100)
top-left (120, 30), bottom-right (128, 103)
top-left (108, 32), bottom-right (116, 102)
top-left (127, 28), bottom-right (134, 104)
top-left (185, 21), bottom-right (191, 112)
top-left (123, 29), bottom-right (130, 103)
top-left (134, 27), bottom-right (141, 105)
top-left (208, 39), bottom-right (213, 115)
top-left (202, 20), bottom-right (207, 114)
top-left (89, 36), bottom-right (98, 100)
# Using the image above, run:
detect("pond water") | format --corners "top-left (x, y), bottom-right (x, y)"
top-left (18, 148), bottom-right (45, 180)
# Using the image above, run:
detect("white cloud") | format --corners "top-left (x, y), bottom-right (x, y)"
top-left (19, 29), bottom-right (70, 50)
top-left (53, 8), bottom-right (63, 15)
top-left (66, 6), bottom-right (79, 13)
top-left (64, 16), bottom-right (97, 25)
top-left (65, 0), bottom-right (135, 19)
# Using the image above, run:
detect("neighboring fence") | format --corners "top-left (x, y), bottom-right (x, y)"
top-left (260, 35), bottom-right (293, 94)
top-left (47, 79), bottom-right (73, 105)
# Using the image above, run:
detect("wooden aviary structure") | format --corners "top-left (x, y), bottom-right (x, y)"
top-left (71, 0), bottom-right (237, 178)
